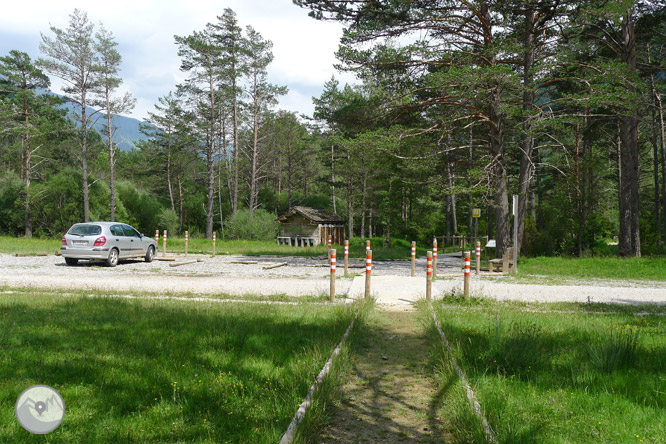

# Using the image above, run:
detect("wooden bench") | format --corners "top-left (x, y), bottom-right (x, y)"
top-left (488, 247), bottom-right (514, 274)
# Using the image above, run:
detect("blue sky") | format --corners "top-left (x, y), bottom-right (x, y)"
top-left (0, 0), bottom-right (356, 121)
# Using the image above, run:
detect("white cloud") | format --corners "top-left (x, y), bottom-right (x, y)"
top-left (0, 0), bottom-right (357, 120)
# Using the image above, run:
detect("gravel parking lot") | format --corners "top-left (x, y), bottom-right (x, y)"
top-left (1, 252), bottom-right (665, 305)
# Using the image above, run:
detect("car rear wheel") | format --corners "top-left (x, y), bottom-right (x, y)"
top-left (106, 248), bottom-right (119, 267)
top-left (65, 257), bottom-right (78, 266)
top-left (144, 246), bottom-right (155, 263)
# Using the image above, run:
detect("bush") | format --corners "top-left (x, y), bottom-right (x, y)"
top-left (224, 209), bottom-right (279, 241)
top-left (157, 208), bottom-right (179, 237)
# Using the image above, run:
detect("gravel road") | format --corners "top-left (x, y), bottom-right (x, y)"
top-left (1, 252), bottom-right (665, 305)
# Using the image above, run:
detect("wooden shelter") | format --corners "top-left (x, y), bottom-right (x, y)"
top-left (276, 206), bottom-right (345, 247)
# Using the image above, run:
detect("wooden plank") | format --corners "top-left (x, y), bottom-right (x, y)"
top-left (154, 257), bottom-right (176, 262)
top-left (169, 260), bottom-right (198, 268)
top-left (262, 262), bottom-right (288, 270)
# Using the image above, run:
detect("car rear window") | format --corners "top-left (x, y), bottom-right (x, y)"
top-left (68, 224), bottom-right (102, 236)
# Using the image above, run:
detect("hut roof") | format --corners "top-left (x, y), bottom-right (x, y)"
top-left (277, 206), bottom-right (345, 224)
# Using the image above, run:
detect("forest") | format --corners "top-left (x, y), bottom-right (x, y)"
top-left (1, 1), bottom-right (666, 258)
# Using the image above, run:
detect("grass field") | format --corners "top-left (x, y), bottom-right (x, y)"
top-left (519, 256), bottom-right (666, 282)
top-left (0, 292), bottom-right (358, 443)
top-left (428, 296), bottom-right (666, 444)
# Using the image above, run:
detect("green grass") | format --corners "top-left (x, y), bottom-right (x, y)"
top-left (0, 236), bottom-right (60, 255)
top-left (0, 291), bottom-right (359, 443)
top-left (428, 297), bottom-right (666, 444)
top-left (518, 256), bottom-right (666, 282)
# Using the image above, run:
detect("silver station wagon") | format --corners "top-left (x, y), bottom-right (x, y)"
top-left (61, 222), bottom-right (158, 267)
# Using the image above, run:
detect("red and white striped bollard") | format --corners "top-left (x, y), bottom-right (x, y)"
top-left (330, 248), bottom-right (336, 302)
top-left (464, 251), bottom-right (471, 298)
top-left (426, 251), bottom-right (433, 300)
top-left (365, 249), bottom-right (372, 299)
top-left (162, 230), bottom-right (167, 257)
top-left (184, 231), bottom-right (189, 257)
top-left (344, 240), bottom-right (349, 275)
top-left (475, 241), bottom-right (481, 275)
top-left (411, 241), bottom-right (416, 277)
top-left (433, 238), bottom-right (438, 279)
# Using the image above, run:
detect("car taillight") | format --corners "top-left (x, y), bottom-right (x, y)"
top-left (93, 236), bottom-right (107, 246)
top-left (61, 236), bottom-right (67, 246)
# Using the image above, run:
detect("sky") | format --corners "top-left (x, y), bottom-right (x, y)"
top-left (0, 0), bottom-right (356, 121)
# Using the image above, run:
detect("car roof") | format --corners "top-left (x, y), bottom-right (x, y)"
top-left (74, 222), bottom-right (131, 226)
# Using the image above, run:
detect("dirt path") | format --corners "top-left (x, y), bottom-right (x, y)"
top-left (318, 308), bottom-right (449, 443)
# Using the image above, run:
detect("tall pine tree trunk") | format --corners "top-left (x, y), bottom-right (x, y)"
top-left (81, 89), bottom-right (90, 222)
top-left (517, 9), bottom-right (536, 255)
top-left (206, 75), bottom-right (216, 239)
top-left (618, 10), bottom-right (641, 257)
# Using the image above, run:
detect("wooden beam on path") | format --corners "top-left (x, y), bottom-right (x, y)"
top-left (154, 257), bottom-right (176, 262)
top-left (227, 260), bottom-right (258, 265)
top-left (263, 262), bottom-right (288, 270)
top-left (169, 260), bottom-right (198, 268)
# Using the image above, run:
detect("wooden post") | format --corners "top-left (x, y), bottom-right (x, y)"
top-left (185, 231), bottom-right (189, 257)
top-left (433, 238), bottom-right (438, 279)
top-left (411, 241), bottom-right (416, 277)
top-left (213, 232), bottom-right (216, 256)
top-left (426, 251), bottom-right (433, 301)
top-left (365, 249), bottom-right (372, 299)
top-left (475, 241), bottom-right (481, 275)
top-left (162, 230), bottom-right (167, 257)
top-left (328, 234), bottom-right (332, 264)
top-left (344, 240), bottom-right (349, 275)
top-left (154, 230), bottom-right (159, 245)
top-left (330, 248), bottom-right (336, 302)
top-left (464, 251), bottom-right (470, 298)
top-left (366, 239), bottom-right (371, 252)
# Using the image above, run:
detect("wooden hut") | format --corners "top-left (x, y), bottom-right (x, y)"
top-left (276, 206), bottom-right (345, 247)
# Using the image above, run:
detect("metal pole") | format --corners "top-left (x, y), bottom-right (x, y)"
top-left (426, 251), bottom-right (433, 301)
top-left (411, 241), bottom-right (416, 277)
top-left (364, 249), bottom-right (372, 299)
top-left (330, 248), bottom-right (336, 302)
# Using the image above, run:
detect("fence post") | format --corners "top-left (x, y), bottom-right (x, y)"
top-left (330, 248), bottom-right (336, 302)
top-left (433, 238), bottom-right (438, 279)
top-left (365, 249), bottom-right (372, 299)
top-left (426, 251), bottom-right (433, 301)
top-left (155, 230), bottom-right (159, 246)
top-left (162, 230), bottom-right (167, 257)
top-left (476, 240), bottom-right (481, 275)
top-left (464, 251), bottom-right (470, 298)
top-left (344, 240), bottom-right (349, 275)
top-left (213, 232), bottom-right (216, 256)
top-left (411, 241), bottom-right (416, 277)
top-left (185, 231), bottom-right (189, 257)
top-left (328, 235), bottom-right (332, 264)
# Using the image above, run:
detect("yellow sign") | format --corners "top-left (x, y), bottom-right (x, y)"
top-left (472, 208), bottom-right (481, 218)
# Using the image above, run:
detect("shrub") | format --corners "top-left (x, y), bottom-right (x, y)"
top-left (157, 208), bottom-right (179, 237)
top-left (224, 209), bottom-right (279, 241)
